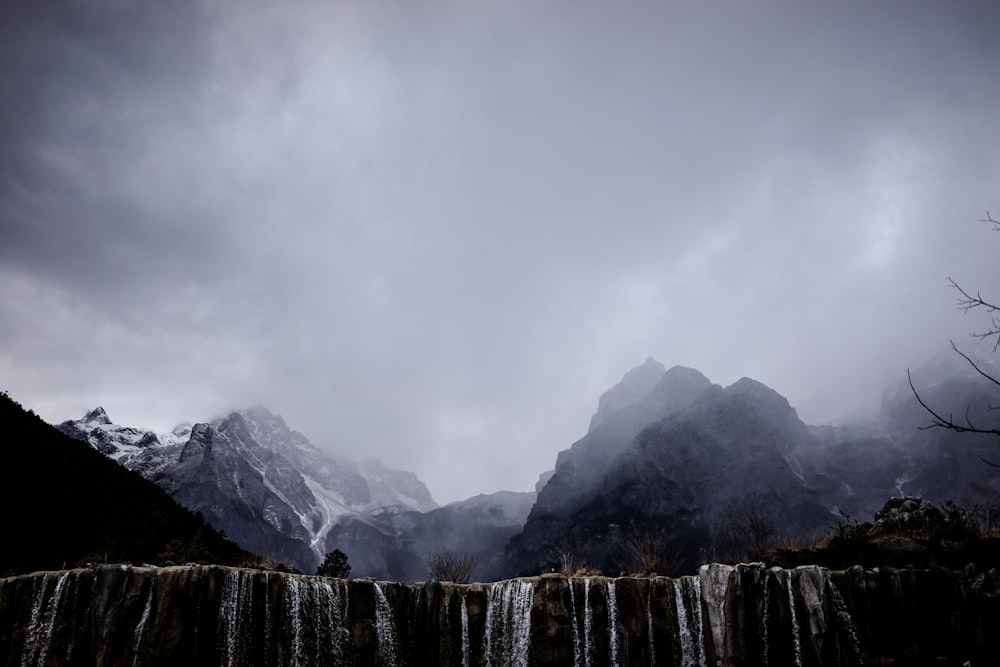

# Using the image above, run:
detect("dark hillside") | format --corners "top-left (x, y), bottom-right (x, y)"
top-left (0, 392), bottom-right (248, 575)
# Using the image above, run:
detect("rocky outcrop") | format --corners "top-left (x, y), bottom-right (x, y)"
top-left (588, 357), bottom-right (667, 432)
top-left (3, 563), bottom-right (999, 666)
top-left (507, 354), bottom-right (1000, 579)
top-left (506, 372), bottom-right (827, 576)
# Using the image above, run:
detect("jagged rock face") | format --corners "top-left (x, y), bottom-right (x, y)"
top-left (588, 357), bottom-right (666, 432)
top-left (3, 563), bottom-right (998, 666)
top-left (57, 407), bottom-right (438, 574)
top-left (158, 422), bottom-right (318, 571)
top-left (510, 355), bottom-right (1000, 579)
top-left (527, 363), bottom-right (716, 527)
top-left (217, 408), bottom-right (373, 508)
top-left (506, 373), bottom-right (826, 577)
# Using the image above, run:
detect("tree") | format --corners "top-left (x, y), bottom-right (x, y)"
top-left (908, 212), bottom-right (1000, 441)
top-left (622, 527), bottom-right (683, 576)
top-left (316, 548), bottom-right (351, 578)
top-left (426, 548), bottom-right (476, 583)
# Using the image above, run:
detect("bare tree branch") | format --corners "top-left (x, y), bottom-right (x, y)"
top-left (982, 210), bottom-right (999, 231)
top-left (427, 548), bottom-right (476, 583)
top-left (948, 340), bottom-right (1000, 388)
top-left (907, 369), bottom-right (1000, 437)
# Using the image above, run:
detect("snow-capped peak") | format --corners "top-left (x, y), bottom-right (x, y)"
top-left (83, 406), bottom-right (111, 425)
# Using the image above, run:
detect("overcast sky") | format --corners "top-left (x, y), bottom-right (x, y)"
top-left (2, 0), bottom-right (1000, 503)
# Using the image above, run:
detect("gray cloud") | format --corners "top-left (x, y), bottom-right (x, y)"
top-left (3, 0), bottom-right (1000, 502)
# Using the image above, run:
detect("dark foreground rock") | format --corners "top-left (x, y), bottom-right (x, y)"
top-left (2, 563), bottom-right (1000, 666)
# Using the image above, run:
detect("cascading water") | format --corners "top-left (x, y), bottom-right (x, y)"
top-left (674, 578), bottom-right (706, 667)
top-left (582, 578), bottom-right (593, 667)
top-left (483, 579), bottom-right (534, 667)
top-left (263, 572), bottom-right (272, 663)
top-left (21, 571), bottom-right (70, 667)
top-left (3, 563), bottom-right (975, 667)
top-left (311, 578), bottom-right (349, 665)
top-left (373, 582), bottom-right (399, 667)
top-left (688, 577), bottom-right (706, 667)
top-left (828, 581), bottom-right (862, 666)
top-left (132, 580), bottom-right (154, 667)
top-left (785, 571), bottom-right (803, 667)
top-left (217, 569), bottom-right (252, 667)
top-left (567, 579), bottom-right (581, 667)
top-left (460, 592), bottom-right (471, 667)
top-left (646, 584), bottom-right (656, 667)
top-left (606, 580), bottom-right (620, 667)
top-left (762, 575), bottom-right (771, 667)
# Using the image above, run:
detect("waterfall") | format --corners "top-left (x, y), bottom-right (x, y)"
top-left (263, 573), bottom-right (272, 664)
top-left (2, 563), bottom-right (972, 667)
top-left (460, 592), bottom-right (471, 667)
top-left (21, 571), bottom-right (70, 667)
top-left (483, 579), bottom-right (534, 667)
top-left (674, 579), bottom-right (693, 666)
top-left (285, 576), bottom-right (304, 667)
top-left (785, 571), bottom-right (802, 667)
top-left (132, 580), bottom-right (154, 667)
top-left (762, 575), bottom-right (771, 667)
top-left (646, 584), bottom-right (656, 667)
top-left (583, 578), bottom-right (593, 667)
top-left (312, 578), bottom-right (348, 665)
top-left (373, 582), bottom-right (399, 667)
top-left (674, 578), bottom-right (705, 667)
top-left (567, 579), bottom-right (581, 667)
top-left (828, 581), bottom-right (862, 666)
top-left (690, 578), bottom-right (706, 667)
top-left (606, 580), bottom-right (620, 667)
top-left (217, 569), bottom-right (252, 667)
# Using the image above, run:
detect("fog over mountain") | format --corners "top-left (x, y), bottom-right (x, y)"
top-left (2, 0), bottom-right (1000, 503)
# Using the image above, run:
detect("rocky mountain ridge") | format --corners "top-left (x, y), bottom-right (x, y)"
top-left (504, 357), bottom-right (1000, 577)
top-left (58, 406), bottom-right (438, 573)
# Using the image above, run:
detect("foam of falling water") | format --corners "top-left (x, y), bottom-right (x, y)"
top-left (21, 572), bottom-right (70, 667)
top-left (688, 577), bottom-right (706, 667)
top-left (373, 582), bottom-right (399, 667)
top-left (313, 579), bottom-right (348, 665)
top-left (483, 579), bottom-right (534, 667)
top-left (460, 593), bottom-right (470, 667)
top-left (828, 582), bottom-right (863, 666)
top-left (132, 580), bottom-right (155, 667)
top-left (606, 581), bottom-right (620, 667)
top-left (762, 576), bottom-right (771, 667)
top-left (567, 579), bottom-right (581, 667)
top-left (674, 579), bottom-right (700, 667)
top-left (263, 573), bottom-right (272, 664)
top-left (646, 584), bottom-right (656, 667)
top-left (786, 572), bottom-right (803, 667)
top-left (218, 569), bottom-right (253, 667)
top-left (583, 578), bottom-right (593, 667)
top-left (285, 577), bottom-right (304, 667)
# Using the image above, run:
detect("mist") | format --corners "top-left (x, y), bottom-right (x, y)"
top-left (2, 0), bottom-right (1000, 502)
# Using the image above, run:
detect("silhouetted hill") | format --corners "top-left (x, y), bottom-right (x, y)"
top-left (0, 392), bottom-right (248, 575)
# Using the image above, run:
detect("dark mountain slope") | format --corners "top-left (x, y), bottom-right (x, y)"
top-left (505, 376), bottom-right (830, 576)
top-left (0, 392), bottom-right (247, 575)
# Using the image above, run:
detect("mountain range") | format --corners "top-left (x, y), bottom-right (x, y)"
top-left (0, 392), bottom-right (246, 575)
top-left (42, 350), bottom-right (1000, 580)
top-left (57, 406), bottom-right (437, 573)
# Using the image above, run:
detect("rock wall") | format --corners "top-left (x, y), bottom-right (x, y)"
top-left (2, 563), bottom-right (998, 666)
